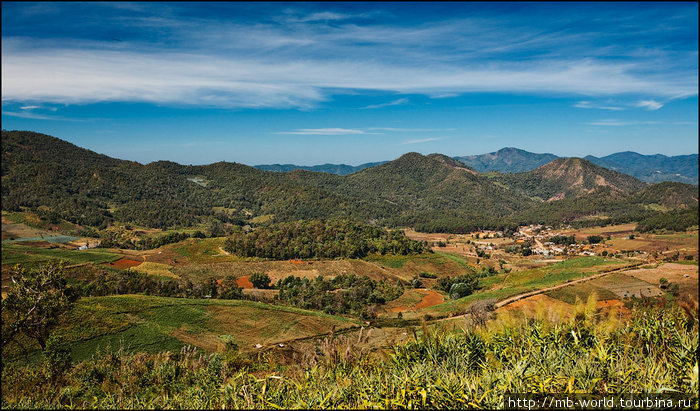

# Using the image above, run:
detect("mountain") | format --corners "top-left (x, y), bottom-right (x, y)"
top-left (257, 148), bottom-right (699, 185)
top-left (585, 152), bottom-right (699, 184)
top-left (254, 161), bottom-right (387, 175)
top-left (488, 157), bottom-right (648, 202)
top-left (454, 147), bottom-right (559, 173)
top-left (2, 131), bottom-right (697, 233)
top-left (530, 157), bottom-right (648, 197)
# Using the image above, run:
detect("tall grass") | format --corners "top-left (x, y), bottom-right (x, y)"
top-left (2, 298), bottom-right (697, 409)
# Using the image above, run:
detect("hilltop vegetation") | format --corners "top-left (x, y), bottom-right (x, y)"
top-left (224, 219), bottom-right (426, 259)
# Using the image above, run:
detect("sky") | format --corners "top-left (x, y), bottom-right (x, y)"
top-left (2, 2), bottom-right (698, 166)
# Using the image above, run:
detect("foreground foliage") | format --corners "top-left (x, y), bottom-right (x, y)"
top-left (2, 299), bottom-right (697, 409)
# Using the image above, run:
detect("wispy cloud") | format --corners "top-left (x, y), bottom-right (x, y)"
top-left (586, 119), bottom-right (695, 126)
top-left (367, 127), bottom-right (456, 132)
top-left (573, 101), bottom-right (625, 111)
top-left (275, 128), bottom-right (369, 135)
top-left (635, 99), bottom-right (663, 110)
top-left (298, 12), bottom-right (352, 22)
top-left (401, 137), bottom-right (442, 145)
top-left (1, 110), bottom-right (82, 121)
top-left (362, 98), bottom-right (409, 109)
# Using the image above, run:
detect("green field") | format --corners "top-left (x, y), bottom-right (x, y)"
top-left (364, 251), bottom-right (468, 269)
top-left (1, 242), bottom-right (122, 268)
top-left (12, 295), bottom-right (360, 362)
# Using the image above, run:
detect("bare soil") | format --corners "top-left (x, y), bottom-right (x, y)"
top-left (104, 258), bottom-right (142, 269)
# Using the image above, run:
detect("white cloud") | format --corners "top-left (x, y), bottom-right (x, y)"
top-left (275, 128), bottom-right (368, 135)
top-left (362, 98), bottom-right (409, 109)
top-left (635, 99), bottom-right (663, 110)
top-left (19, 105), bottom-right (41, 110)
top-left (401, 137), bottom-right (441, 145)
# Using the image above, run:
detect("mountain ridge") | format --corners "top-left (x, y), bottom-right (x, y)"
top-left (254, 147), bottom-right (698, 184)
top-left (2, 130), bottom-right (697, 233)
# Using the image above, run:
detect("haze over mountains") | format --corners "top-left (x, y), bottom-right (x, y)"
top-left (2, 131), bottom-right (698, 233)
top-left (256, 147), bottom-right (699, 184)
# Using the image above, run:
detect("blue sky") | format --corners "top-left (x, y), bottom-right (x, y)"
top-left (2, 2), bottom-right (698, 165)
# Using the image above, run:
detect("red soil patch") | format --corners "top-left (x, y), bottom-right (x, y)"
top-left (236, 276), bottom-right (254, 289)
top-left (415, 289), bottom-right (444, 310)
top-left (104, 258), bottom-right (142, 269)
top-left (390, 305), bottom-right (410, 313)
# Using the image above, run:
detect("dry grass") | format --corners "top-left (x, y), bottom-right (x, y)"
top-left (129, 262), bottom-right (180, 279)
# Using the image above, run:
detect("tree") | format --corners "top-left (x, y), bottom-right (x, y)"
top-left (2, 261), bottom-right (77, 351)
top-left (249, 272), bottom-right (272, 289)
top-left (450, 282), bottom-right (473, 299)
top-left (587, 235), bottom-right (604, 244)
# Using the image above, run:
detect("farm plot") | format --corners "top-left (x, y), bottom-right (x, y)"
top-left (18, 295), bottom-right (359, 362)
top-left (384, 289), bottom-right (445, 315)
top-left (588, 272), bottom-right (664, 299)
top-left (1, 242), bottom-right (122, 268)
top-left (623, 262), bottom-right (698, 285)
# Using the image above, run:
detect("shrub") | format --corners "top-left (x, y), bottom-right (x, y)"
top-left (587, 235), bottom-right (604, 244)
top-left (249, 273), bottom-right (271, 289)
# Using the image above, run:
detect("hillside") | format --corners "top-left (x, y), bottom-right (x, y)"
top-left (6, 294), bottom-right (359, 362)
top-left (531, 157), bottom-right (648, 197)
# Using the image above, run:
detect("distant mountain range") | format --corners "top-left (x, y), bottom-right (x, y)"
top-left (255, 161), bottom-right (388, 175)
top-left (2, 131), bottom-right (697, 234)
top-left (255, 147), bottom-right (699, 184)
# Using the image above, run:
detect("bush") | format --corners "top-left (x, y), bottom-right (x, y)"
top-left (449, 283), bottom-right (472, 299)
top-left (411, 277), bottom-right (423, 288)
top-left (249, 273), bottom-right (271, 289)
top-left (587, 235), bottom-right (604, 244)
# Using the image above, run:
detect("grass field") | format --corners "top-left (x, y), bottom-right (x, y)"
top-left (12, 295), bottom-right (360, 363)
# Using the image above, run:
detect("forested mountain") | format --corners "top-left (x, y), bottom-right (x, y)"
top-left (2, 131), bottom-right (697, 233)
top-left (256, 147), bottom-right (699, 185)
top-left (454, 147), bottom-right (559, 173)
top-left (585, 152), bottom-right (699, 184)
top-left (254, 161), bottom-right (387, 175)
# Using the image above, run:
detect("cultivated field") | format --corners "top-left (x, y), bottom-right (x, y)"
top-left (7, 295), bottom-right (360, 363)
